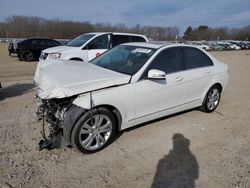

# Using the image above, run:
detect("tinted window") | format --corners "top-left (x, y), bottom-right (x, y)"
top-left (147, 47), bottom-right (182, 74)
top-left (130, 36), bottom-right (146, 42)
top-left (42, 40), bottom-right (49, 46)
top-left (19, 39), bottom-right (32, 45)
top-left (30, 40), bottom-right (41, 46)
top-left (183, 47), bottom-right (213, 69)
top-left (112, 35), bottom-right (130, 47)
top-left (87, 34), bottom-right (110, 49)
top-left (47, 40), bottom-right (60, 46)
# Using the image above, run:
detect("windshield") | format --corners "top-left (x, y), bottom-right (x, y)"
top-left (91, 45), bottom-right (156, 75)
top-left (67, 34), bottom-right (95, 47)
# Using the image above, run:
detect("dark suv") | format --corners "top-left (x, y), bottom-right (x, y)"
top-left (16, 38), bottom-right (62, 61)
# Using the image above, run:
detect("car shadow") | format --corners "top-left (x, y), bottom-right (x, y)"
top-left (0, 83), bottom-right (35, 101)
top-left (151, 133), bottom-right (199, 188)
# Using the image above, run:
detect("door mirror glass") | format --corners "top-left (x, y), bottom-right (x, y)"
top-left (148, 69), bottom-right (166, 80)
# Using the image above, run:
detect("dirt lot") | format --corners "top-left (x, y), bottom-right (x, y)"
top-left (0, 43), bottom-right (250, 188)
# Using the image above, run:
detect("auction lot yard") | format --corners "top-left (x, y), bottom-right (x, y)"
top-left (0, 43), bottom-right (250, 188)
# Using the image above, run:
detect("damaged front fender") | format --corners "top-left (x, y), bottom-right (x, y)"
top-left (63, 104), bottom-right (87, 145)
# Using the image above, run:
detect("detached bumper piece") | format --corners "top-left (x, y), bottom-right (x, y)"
top-left (38, 132), bottom-right (62, 151)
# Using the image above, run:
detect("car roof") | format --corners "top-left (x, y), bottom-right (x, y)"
top-left (120, 42), bottom-right (196, 49)
top-left (84, 32), bottom-right (146, 37)
top-left (23, 37), bottom-right (56, 41)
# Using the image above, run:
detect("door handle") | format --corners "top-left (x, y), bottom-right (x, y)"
top-left (175, 76), bottom-right (184, 82)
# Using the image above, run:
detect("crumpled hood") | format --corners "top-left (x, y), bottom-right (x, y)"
top-left (42, 46), bottom-right (77, 53)
top-left (34, 60), bottom-right (131, 99)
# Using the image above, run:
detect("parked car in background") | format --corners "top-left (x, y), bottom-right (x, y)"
top-left (185, 42), bottom-right (211, 51)
top-left (244, 42), bottom-right (250, 49)
top-left (210, 43), bottom-right (225, 51)
top-left (16, 38), bottom-right (63, 61)
top-left (8, 42), bottom-right (16, 56)
top-left (39, 32), bottom-right (148, 62)
top-left (8, 39), bottom-right (24, 56)
top-left (35, 42), bottom-right (229, 153)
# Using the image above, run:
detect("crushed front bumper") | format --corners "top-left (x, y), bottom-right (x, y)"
top-left (36, 97), bottom-right (86, 150)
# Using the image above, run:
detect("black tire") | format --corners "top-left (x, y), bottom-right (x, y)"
top-left (20, 50), bottom-right (34, 61)
top-left (71, 107), bottom-right (117, 154)
top-left (17, 54), bottom-right (23, 61)
top-left (200, 85), bottom-right (221, 113)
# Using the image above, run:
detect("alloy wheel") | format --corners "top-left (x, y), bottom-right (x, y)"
top-left (79, 114), bottom-right (112, 151)
top-left (207, 88), bottom-right (220, 110)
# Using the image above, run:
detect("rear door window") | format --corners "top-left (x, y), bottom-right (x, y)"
top-left (112, 35), bottom-right (130, 47)
top-left (30, 40), bottom-right (40, 46)
top-left (183, 47), bottom-right (213, 70)
top-left (130, 36), bottom-right (146, 42)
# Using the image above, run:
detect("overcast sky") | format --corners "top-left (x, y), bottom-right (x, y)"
top-left (1, 0), bottom-right (250, 33)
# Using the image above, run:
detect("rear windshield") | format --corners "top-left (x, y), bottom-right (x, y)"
top-left (67, 34), bottom-right (95, 47)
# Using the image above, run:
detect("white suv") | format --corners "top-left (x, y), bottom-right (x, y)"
top-left (40, 32), bottom-right (148, 62)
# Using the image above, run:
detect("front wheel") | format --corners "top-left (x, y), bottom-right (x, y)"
top-left (20, 50), bottom-right (34, 61)
top-left (200, 85), bottom-right (221, 113)
top-left (71, 107), bottom-right (117, 154)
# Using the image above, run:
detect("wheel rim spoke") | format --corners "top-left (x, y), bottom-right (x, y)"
top-left (99, 122), bottom-right (112, 133)
top-left (207, 101), bottom-right (213, 109)
top-left (98, 134), bottom-right (106, 144)
top-left (85, 135), bottom-right (95, 148)
top-left (80, 128), bottom-right (91, 134)
top-left (82, 122), bottom-right (93, 130)
top-left (95, 115), bottom-right (104, 128)
top-left (95, 135), bottom-right (102, 147)
top-left (210, 100), bottom-right (215, 109)
top-left (81, 134), bottom-right (94, 147)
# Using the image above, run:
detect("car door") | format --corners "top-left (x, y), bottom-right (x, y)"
top-left (30, 39), bottom-right (43, 57)
top-left (30, 39), bottom-right (40, 51)
top-left (134, 47), bottom-right (186, 120)
top-left (181, 47), bottom-right (214, 103)
top-left (86, 34), bottom-right (111, 61)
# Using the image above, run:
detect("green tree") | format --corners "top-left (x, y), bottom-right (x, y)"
top-left (183, 26), bottom-right (192, 40)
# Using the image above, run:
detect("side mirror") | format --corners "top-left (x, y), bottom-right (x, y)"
top-left (148, 69), bottom-right (166, 80)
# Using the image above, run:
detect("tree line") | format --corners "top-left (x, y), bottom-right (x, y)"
top-left (0, 16), bottom-right (179, 41)
top-left (0, 16), bottom-right (249, 41)
top-left (183, 25), bottom-right (250, 41)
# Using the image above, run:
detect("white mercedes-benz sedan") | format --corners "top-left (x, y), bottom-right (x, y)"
top-left (35, 42), bottom-right (229, 154)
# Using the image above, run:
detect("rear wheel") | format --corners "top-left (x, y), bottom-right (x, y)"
top-left (200, 85), bottom-right (221, 113)
top-left (20, 50), bottom-right (34, 61)
top-left (71, 107), bottom-right (117, 154)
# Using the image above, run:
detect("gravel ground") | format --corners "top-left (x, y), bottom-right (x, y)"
top-left (0, 44), bottom-right (250, 188)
